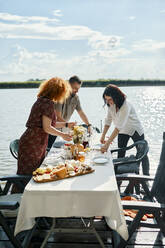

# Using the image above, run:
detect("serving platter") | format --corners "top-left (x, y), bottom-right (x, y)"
top-left (33, 165), bottom-right (95, 183)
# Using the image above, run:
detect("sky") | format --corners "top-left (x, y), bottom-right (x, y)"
top-left (0, 0), bottom-right (165, 81)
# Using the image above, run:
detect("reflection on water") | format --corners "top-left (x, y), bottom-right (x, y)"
top-left (0, 86), bottom-right (165, 176)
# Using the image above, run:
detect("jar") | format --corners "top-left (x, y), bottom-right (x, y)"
top-left (83, 134), bottom-right (89, 148)
top-left (64, 144), bottom-right (72, 159)
top-left (77, 152), bottom-right (85, 162)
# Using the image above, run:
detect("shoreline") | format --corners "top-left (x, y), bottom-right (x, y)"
top-left (0, 80), bottom-right (165, 89)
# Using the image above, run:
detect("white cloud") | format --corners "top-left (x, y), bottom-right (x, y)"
top-left (128, 16), bottom-right (136, 21)
top-left (53, 10), bottom-right (63, 17)
top-left (133, 39), bottom-right (165, 51)
top-left (0, 44), bottom-right (126, 76)
top-left (0, 12), bottom-right (127, 81)
top-left (2, 12), bottom-right (165, 80)
top-left (0, 46), bottom-right (165, 81)
top-left (0, 12), bottom-right (60, 23)
top-left (0, 12), bottom-right (121, 53)
top-left (0, 21), bottom-right (93, 40)
top-left (88, 48), bottom-right (130, 63)
top-left (1, 44), bottom-right (165, 81)
top-left (0, 45), bottom-right (59, 77)
top-left (88, 34), bottom-right (121, 50)
top-left (160, 10), bottom-right (165, 13)
top-left (0, 19), bottom-right (121, 50)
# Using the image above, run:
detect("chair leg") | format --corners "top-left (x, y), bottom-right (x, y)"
top-left (124, 181), bottom-right (134, 194)
top-left (135, 183), bottom-right (140, 195)
top-left (114, 210), bottom-right (144, 248)
top-left (0, 213), bottom-right (22, 248)
top-left (142, 181), bottom-right (153, 201)
top-left (154, 211), bottom-right (165, 237)
top-left (127, 210), bottom-right (144, 238)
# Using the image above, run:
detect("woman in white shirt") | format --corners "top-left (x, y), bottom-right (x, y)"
top-left (100, 84), bottom-right (149, 175)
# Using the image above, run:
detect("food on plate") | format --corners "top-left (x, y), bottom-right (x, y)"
top-left (32, 168), bottom-right (46, 176)
top-left (68, 171), bottom-right (76, 176)
top-left (56, 167), bottom-right (67, 179)
top-left (67, 164), bottom-right (75, 171)
top-left (45, 167), bottom-right (52, 173)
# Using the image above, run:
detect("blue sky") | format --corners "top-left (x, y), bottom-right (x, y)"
top-left (0, 0), bottom-right (165, 81)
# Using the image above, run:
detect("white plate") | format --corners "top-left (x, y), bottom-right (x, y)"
top-left (92, 156), bottom-right (108, 164)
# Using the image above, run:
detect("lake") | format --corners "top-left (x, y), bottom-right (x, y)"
top-left (0, 86), bottom-right (165, 176)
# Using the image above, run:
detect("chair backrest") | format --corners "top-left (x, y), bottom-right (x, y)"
top-left (135, 140), bottom-right (149, 161)
top-left (151, 132), bottom-right (165, 203)
top-left (9, 139), bottom-right (19, 160)
top-left (113, 140), bottom-right (149, 175)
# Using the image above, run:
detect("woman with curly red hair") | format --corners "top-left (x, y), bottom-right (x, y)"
top-left (17, 77), bottom-right (74, 176)
top-left (100, 84), bottom-right (150, 176)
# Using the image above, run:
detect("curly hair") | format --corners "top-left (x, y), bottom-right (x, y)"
top-left (37, 77), bottom-right (71, 103)
top-left (103, 84), bottom-right (126, 109)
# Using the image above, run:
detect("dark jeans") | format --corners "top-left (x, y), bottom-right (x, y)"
top-left (47, 135), bottom-right (57, 152)
top-left (118, 131), bottom-right (150, 175)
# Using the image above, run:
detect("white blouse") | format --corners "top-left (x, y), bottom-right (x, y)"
top-left (104, 100), bottom-right (144, 136)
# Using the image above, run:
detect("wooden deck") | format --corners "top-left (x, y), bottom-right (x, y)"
top-left (1, 216), bottom-right (165, 248)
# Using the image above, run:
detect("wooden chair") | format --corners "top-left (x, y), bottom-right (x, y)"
top-left (113, 132), bottom-right (165, 248)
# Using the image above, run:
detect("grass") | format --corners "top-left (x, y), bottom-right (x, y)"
top-left (0, 79), bottom-right (165, 88)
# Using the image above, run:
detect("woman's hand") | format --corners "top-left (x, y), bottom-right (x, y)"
top-left (68, 122), bottom-right (76, 128)
top-left (100, 135), bottom-right (106, 144)
top-left (61, 133), bottom-right (72, 141)
top-left (100, 142), bottom-right (110, 153)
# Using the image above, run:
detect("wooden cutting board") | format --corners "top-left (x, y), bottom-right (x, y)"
top-left (33, 168), bottom-right (95, 183)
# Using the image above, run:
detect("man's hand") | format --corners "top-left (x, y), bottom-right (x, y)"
top-left (61, 133), bottom-right (72, 141)
top-left (87, 125), bottom-right (92, 135)
top-left (68, 122), bottom-right (76, 128)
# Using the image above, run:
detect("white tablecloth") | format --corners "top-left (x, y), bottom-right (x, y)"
top-left (15, 148), bottom-right (128, 240)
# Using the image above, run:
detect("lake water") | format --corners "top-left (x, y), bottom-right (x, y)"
top-left (0, 86), bottom-right (165, 177)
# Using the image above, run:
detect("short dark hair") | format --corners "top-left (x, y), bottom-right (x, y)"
top-left (103, 84), bottom-right (126, 109)
top-left (69, 75), bottom-right (82, 85)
